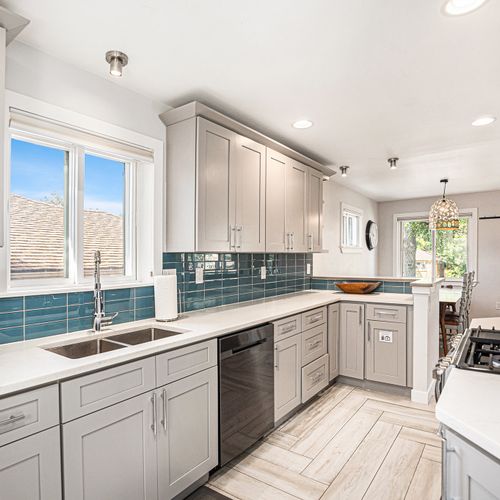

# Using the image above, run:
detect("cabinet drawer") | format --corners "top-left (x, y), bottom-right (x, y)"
top-left (156, 340), bottom-right (217, 386)
top-left (302, 307), bottom-right (327, 330)
top-left (61, 358), bottom-right (155, 422)
top-left (0, 385), bottom-right (59, 447)
top-left (302, 354), bottom-right (329, 403)
top-left (366, 304), bottom-right (406, 324)
top-left (273, 315), bottom-right (302, 342)
top-left (301, 323), bottom-right (327, 367)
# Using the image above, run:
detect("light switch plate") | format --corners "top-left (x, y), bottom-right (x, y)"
top-left (306, 263), bottom-right (311, 275)
top-left (496, 302), bottom-right (500, 310)
top-left (195, 267), bottom-right (204, 284)
top-left (163, 269), bottom-right (176, 276)
top-left (261, 266), bottom-right (266, 280)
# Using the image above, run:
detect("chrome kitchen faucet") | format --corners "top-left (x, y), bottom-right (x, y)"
top-left (93, 250), bottom-right (118, 332)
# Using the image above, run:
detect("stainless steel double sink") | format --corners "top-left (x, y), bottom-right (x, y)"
top-left (45, 328), bottom-right (185, 359)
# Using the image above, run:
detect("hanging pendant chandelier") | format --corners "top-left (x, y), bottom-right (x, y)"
top-left (429, 178), bottom-right (460, 231)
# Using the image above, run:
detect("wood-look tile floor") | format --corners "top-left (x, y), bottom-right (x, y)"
top-left (208, 384), bottom-right (441, 500)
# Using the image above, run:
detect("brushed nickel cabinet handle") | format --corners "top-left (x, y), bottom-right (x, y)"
top-left (275, 345), bottom-right (279, 369)
top-left (151, 393), bottom-right (157, 436)
top-left (161, 389), bottom-right (167, 431)
top-left (0, 414), bottom-right (25, 426)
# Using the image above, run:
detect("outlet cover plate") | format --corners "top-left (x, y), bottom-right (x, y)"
top-left (196, 267), bottom-right (204, 284)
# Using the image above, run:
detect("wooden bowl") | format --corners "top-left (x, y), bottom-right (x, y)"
top-left (336, 282), bottom-right (381, 294)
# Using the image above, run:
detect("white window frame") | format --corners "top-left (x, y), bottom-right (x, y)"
top-left (393, 208), bottom-right (478, 281)
top-left (0, 91), bottom-right (164, 295)
top-left (340, 202), bottom-right (363, 253)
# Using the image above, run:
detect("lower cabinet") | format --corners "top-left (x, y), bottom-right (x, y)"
top-left (301, 353), bottom-right (329, 403)
top-left (274, 333), bottom-right (302, 422)
top-left (63, 391), bottom-right (158, 500)
top-left (339, 303), bottom-right (365, 380)
top-left (365, 320), bottom-right (407, 386)
top-left (63, 366), bottom-right (218, 500)
top-left (443, 427), bottom-right (500, 500)
top-left (157, 366), bottom-right (218, 499)
top-left (0, 426), bottom-right (62, 500)
top-left (328, 304), bottom-right (340, 380)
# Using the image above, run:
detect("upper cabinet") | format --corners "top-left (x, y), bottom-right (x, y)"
top-left (161, 102), bottom-right (330, 253)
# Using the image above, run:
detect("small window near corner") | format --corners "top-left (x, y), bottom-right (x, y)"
top-left (341, 203), bottom-right (363, 252)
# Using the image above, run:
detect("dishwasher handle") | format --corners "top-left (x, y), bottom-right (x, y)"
top-left (226, 338), bottom-right (268, 357)
top-left (219, 324), bottom-right (274, 360)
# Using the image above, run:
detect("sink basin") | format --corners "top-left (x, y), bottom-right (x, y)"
top-left (107, 328), bottom-right (183, 345)
top-left (46, 338), bottom-right (125, 359)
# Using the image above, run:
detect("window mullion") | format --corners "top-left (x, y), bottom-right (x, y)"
top-left (74, 146), bottom-right (85, 285)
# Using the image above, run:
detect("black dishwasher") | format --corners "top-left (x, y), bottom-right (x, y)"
top-left (218, 323), bottom-right (274, 466)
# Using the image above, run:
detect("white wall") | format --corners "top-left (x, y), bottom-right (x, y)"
top-left (378, 190), bottom-right (500, 318)
top-left (5, 41), bottom-right (167, 139)
top-left (314, 180), bottom-right (379, 277)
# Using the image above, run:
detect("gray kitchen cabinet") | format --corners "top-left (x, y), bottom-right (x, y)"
top-left (339, 303), bottom-right (365, 380)
top-left (197, 117), bottom-right (237, 252)
top-left (157, 366), bottom-right (218, 499)
top-left (265, 148), bottom-right (288, 252)
top-left (62, 391), bottom-right (158, 500)
top-left (307, 167), bottom-right (324, 252)
top-left (0, 426), bottom-right (61, 500)
top-left (365, 320), bottom-right (407, 386)
top-left (443, 427), bottom-right (500, 500)
top-left (285, 160), bottom-right (308, 252)
top-left (233, 135), bottom-right (266, 252)
top-left (328, 303), bottom-right (340, 380)
top-left (274, 333), bottom-right (302, 422)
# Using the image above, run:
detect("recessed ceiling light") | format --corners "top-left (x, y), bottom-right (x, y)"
top-left (472, 115), bottom-right (496, 127)
top-left (443, 0), bottom-right (488, 16)
top-left (292, 119), bottom-right (313, 129)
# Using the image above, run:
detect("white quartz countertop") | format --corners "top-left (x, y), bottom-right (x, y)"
top-left (436, 317), bottom-right (500, 460)
top-left (0, 290), bottom-right (412, 398)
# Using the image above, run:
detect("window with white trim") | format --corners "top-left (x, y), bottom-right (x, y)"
top-left (395, 210), bottom-right (477, 280)
top-left (341, 203), bottom-right (363, 252)
top-left (6, 109), bottom-right (155, 289)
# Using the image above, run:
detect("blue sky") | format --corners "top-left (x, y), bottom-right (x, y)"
top-left (10, 139), bottom-right (124, 216)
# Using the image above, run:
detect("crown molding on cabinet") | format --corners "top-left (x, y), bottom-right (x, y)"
top-left (0, 7), bottom-right (30, 46)
top-left (159, 101), bottom-right (335, 177)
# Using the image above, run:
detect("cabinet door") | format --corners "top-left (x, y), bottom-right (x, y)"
top-left (339, 303), bottom-right (364, 380)
top-left (285, 160), bottom-right (308, 252)
top-left (365, 320), bottom-right (407, 386)
top-left (196, 117), bottom-right (236, 252)
top-left (234, 136), bottom-right (266, 252)
top-left (157, 366), bottom-right (218, 500)
top-left (445, 428), bottom-right (500, 500)
top-left (307, 168), bottom-right (323, 252)
top-left (63, 392), bottom-right (158, 500)
top-left (0, 427), bottom-right (61, 500)
top-left (266, 149), bottom-right (287, 252)
top-left (274, 334), bottom-right (302, 422)
top-left (328, 304), bottom-right (340, 380)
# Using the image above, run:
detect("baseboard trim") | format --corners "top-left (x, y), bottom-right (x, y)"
top-left (336, 376), bottom-right (411, 397)
top-left (411, 380), bottom-right (435, 405)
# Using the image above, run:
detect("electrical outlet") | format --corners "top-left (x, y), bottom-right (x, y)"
top-left (496, 302), bottom-right (500, 311)
top-left (306, 263), bottom-right (311, 275)
top-left (195, 267), bottom-right (204, 284)
top-left (261, 266), bottom-right (267, 280)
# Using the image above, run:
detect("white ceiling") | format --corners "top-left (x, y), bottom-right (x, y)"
top-left (3, 0), bottom-right (500, 201)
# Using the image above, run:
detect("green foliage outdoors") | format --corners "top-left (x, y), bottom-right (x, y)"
top-left (405, 219), bottom-right (468, 278)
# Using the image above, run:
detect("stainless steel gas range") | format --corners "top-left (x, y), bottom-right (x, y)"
top-left (433, 326), bottom-right (500, 401)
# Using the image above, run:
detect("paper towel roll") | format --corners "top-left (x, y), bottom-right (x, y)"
top-left (154, 275), bottom-right (178, 321)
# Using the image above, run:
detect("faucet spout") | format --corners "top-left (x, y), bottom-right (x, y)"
top-left (93, 250), bottom-right (117, 332)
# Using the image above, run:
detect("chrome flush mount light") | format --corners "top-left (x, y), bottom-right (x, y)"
top-left (388, 157), bottom-right (399, 170)
top-left (339, 166), bottom-right (349, 177)
top-left (105, 50), bottom-right (128, 77)
top-left (429, 179), bottom-right (460, 231)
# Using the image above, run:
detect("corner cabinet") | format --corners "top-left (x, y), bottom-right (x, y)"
top-left (163, 108), bottom-right (327, 253)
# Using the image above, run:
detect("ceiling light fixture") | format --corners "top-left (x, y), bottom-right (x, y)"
top-left (471, 115), bottom-right (496, 127)
top-left (292, 119), bottom-right (313, 129)
top-left (429, 179), bottom-right (460, 231)
top-left (339, 166), bottom-right (349, 177)
top-left (442, 0), bottom-right (489, 16)
top-left (105, 50), bottom-right (128, 77)
top-left (388, 157), bottom-right (399, 170)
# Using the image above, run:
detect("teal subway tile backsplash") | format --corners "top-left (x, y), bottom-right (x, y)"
top-left (0, 285), bottom-right (155, 344)
top-left (163, 252), bottom-right (314, 313)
